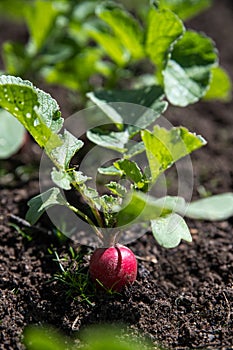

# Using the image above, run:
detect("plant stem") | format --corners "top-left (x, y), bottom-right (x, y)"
top-left (102, 229), bottom-right (121, 247)
top-left (67, 203), bottom-right (103, 241)
top-left (72, 182), bottom-right (104, 228)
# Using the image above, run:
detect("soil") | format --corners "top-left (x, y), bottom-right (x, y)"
top-left (0, 1), bottom-right (233, 349)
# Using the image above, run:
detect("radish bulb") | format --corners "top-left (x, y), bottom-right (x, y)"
top-left (89, 244), bottom-right (137, 292)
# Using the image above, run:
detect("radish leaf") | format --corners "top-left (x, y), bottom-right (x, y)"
top-left (96, 2), bottom-right (144, 59)
top-left (0, 75), bottom-right (62, 151)
top-left (87, 28), bottom-right (128, 66)
top-left (117, 191), bottom-right (172, 226)
top-left (25, 0), bottom-right (59, 51)
top-left (151, 213), bottom-right (192, 248)
top-left (87, 85), bottom-right (167, 128)
top-left (159, 0), bottom-right (212, 21)
top-left (106, 181), bottom-right (127, 197)
top-left (114, 159), bottom-right (145, 187)
top-left (204, 66), bottom-right (232, 102)
top-left (164, 31), bottom-right (218, 106)
top-left (141, 125), bottom-right (206, 182)
top-left (26, 187), bottom-right (67, 225)
top-left (50, 129), bottom-right (84, 170)
top-left (146, 8), bottom-right (184, 77)
top-left (185, 193), bottom-right (233, 221)
top-left (0, 109), bottom-right (25, 159)
top-left (87, 128), bottom-right (129, 153)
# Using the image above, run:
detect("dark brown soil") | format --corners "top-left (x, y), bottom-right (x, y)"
top-left (0, 1), bottom-right (233, 349)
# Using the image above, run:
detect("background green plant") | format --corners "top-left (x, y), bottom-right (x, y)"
top-left (1, 0), bottom-right (231, 104)
top-left (0, 0), bottom-right (231, 159)
top-left (23, 324), bottom-right (160, 350)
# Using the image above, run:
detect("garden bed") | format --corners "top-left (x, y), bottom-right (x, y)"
top-left (0, 1), bottom-right (233, 349)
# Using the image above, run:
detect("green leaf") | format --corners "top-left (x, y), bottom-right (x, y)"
top-left (50, 129), bottom-right (84, 170)
top-left (24, 326), bottom-right (70, 350)
top-left (164, 30), bottom-right (218, 106)
top-left (159, 0), bottom-right (212, 20)
top-left (80, 184), bottom-right (102, 211)
top-left (100, 194), bottom-right (121, 214)
top-left (72, 1), bottom-right (97, 21)
top-left (51, 169), bottom-right (72, 190)
top-left (0, 0), bottom-right (31, 19)
top-left (114, 159), bottom-right (144, 186)
top-left (151, 213), bottom-right (192, 248)
top-left (87, 85), bottom-right (167, 127)
top-left (0, 109), bottom-right (25, 159)
top-left (185, 193), bottom-right (233, 221)
top-left (87, 28), bottom-right (129, 66)
top-left (80, 325), bottom-right (150, 350)
top-left (72, 170), bottom-right (90, 185)
top-left (98, 165), bottom-right (123, 176)
top-left (96, 1), bottom-right (144, 59)
top-left (106, 181), bottom-right (127, 197)
top-left (117, 191), bottom-right (171, 226)
top-left (45, 48), bottom-right (106, 92)
top-left (141, 125), bottom-right (206, 182)
top-left (2, 41), bottom-right (29, 76)
top-left (204, 66), bottom-right (232, 102)
top-left (25, 0), bottom-right (59, 51)
top-left (124, 142), bottom-right (145, 159)
top-left (86, 91), bottom-right (123, 125)
top-left (26, 188), bottom-right (67, 225)
top-left (87, 128), bottom-right (129, 153)
top-left (155, 195), bottom-right (187, 214)
top-left (88, 85), bottom-right (164, 107)
top-left (0, 75), bottom-right (62, 151)
top-left (146, 8), bottom-right (184, 77)
top-left (35, 87), bottom-right (63, 133)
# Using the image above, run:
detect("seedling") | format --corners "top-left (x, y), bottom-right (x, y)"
top-left (50, 247), bottom-right (95, 304)
top-left (0, 75), bottom-right (232, 292)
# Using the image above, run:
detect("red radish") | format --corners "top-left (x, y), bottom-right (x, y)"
top-left (89, 244), bottom-right (137, 292)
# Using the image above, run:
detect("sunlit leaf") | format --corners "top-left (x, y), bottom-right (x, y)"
top-left (117, 191), bottom-right (172, 226)
top-left (87, 128), bottom-right (129, 153)
top-left (50, 129), bottom-right (84, 170)
top-left (24, 326), bottom-right (70, 350)
top-left (26, 187), bottom-right (67, 225)
top-left (151, 213), bottom-right (192, 248)
top-left (2, 42), bottom-right (28, 76)
top-left (146, 8), bottom-right (184, 78)
top-left (80, 325), bottom-right (153, 350)
top-left (204, 66), bottom-right (232, 101)
top-left (0, 75), bottom-right (62, 152)
top-left (164, 30), bottom-right (218, 106)
top-left (185, 193), bottom-right (233, 220)
top-left (141, 125), bottom-right (206, 182)
top-left (45, 48), bottom-right (107, 92)
top-left (87, 85), bottom-right (167, 128)
top-left (114, 159), bottom-right (144, 185)
top-left (25, 0), bottom-right (59, 51)
top-left (159, 0), bottom-right (212, 20)
top-left (87, 28), bottom-right (129, 66)
top-left (96, 1), bottom-right (144, 59)
top-left (72, 170), bottom-right (90, 185)
top-left (0, 109), bottom-right (25, 159)
top-left (51, 169), bottom-right (72, 190)
top-left (124, 142), bottom-right (145, 159)
top-left (106, 181), bottom-right (127, 197)
top-left (98, 165), bottom-right (123, 176)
